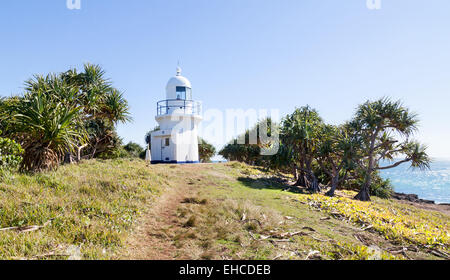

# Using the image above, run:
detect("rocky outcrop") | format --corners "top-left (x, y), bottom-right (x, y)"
top-left (392, 192), bottom-right (435, 204)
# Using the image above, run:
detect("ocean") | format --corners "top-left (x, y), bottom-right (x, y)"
top-left (380, 160), bottom-right (450, 204)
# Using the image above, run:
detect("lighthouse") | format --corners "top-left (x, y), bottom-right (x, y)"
top-left (150, 67), bottom-right (202, 164)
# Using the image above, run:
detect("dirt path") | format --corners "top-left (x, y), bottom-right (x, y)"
top-left (118, 178), bottom-right (195, 260)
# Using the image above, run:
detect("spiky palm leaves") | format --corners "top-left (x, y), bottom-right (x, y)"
top-left (26, 64), bottom-right (131, 124)
top-left (10, 92), bottom-right (86, 171)
top-left (351, 98), bottom-right (430, 201)
top-left (2, 63), bottom-right (130, 172)
top-left (316, 124), bottom-right (360, 197)
top-left (198, 138), bottom-right (216, 163)
top-left (281, 106), bottom-right (323, 192)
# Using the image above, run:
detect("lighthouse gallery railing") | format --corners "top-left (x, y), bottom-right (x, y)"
top-left (157, 99), bottom-right (202, 116)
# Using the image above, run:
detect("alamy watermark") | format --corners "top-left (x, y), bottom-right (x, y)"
top-left (169, 108), bottom-right (281, 156)
top-left (67, 0), bottom-right (81, 10)
top-left (367, 0), bottom-right (382, 10)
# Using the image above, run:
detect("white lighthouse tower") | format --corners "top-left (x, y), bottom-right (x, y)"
top-left (150, 67), bottom-right (202, 164)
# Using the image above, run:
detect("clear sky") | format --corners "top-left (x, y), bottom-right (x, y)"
top-left (1, 0), bottom-right (450, 158)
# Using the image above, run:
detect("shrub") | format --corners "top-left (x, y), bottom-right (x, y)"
top-left (0, 131), bottom-right (24, 172)
top-left (341, 171), bottom-right (393, 199)
top-left (123, 142), bottom-right (144, 158)
top-left (370, 176), bottom-right (394, 199)
top-left (199, 138), bottom-right (216, 163)
top-left (100, 146), bottom-right (129, 159)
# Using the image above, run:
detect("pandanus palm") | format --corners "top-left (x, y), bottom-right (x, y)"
top-left (281, 106), bottom-right (323, 193)
top-left (11, 92), bottom-right (86, 171)
top-left (316, 124), bottom-right (359, 197)
top-left (351, 98), bottom-right (430, 201)
top-left (23, 64), bottom-right (131, 161)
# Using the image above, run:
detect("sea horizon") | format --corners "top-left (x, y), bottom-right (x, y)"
top-left (381, 159), bottom-right (450, 204)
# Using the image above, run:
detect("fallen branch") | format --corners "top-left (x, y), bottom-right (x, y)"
top-left (428, 249), bottom-right (450, 259)
top-left (274, 231), bottom-right (308, 239)
top-left (360, 225), bottom-right (374, 231)
top-left (237, 214), bottom-right (263, 227)
top-left (302, 226), bottom-right (316, 232)
top-left (0, 219), bottom-right (53, 233)
top-left (270, 239), bottom-right (292, 243)
top-left (273, 254), bottom-right (283, 260)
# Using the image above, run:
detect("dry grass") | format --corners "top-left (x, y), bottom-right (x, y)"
top-left (0, 159), bottom-right (166, 259)
top-left (118, 162), bottom-right (449, 260)
top-left (1, 159), bottom-right (448, 260)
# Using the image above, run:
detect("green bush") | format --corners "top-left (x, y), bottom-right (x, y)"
top-left (100, 146), bottom-right (130, 159)
top-left (123, 142), bottom-right (144, 158)
top-left (0, 131), bottom-right (24, 172)
top-left (341, 170), bottom-right (393, 199)
top-left (199, 138), bottom-right (216, 163)
top-left (370, 176), bottom-right (394, 199)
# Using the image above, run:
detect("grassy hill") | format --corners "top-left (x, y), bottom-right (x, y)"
top-left (0, 159), bottom-right (448, 260)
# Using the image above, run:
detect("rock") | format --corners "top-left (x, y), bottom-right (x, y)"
top-left (392, 192), bottom-right (435, 204)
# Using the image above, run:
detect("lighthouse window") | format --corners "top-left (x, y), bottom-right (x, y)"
top-left (165, 138), bottom-right (170, 147)
top-left (176, 86), bottom-right (186, 100)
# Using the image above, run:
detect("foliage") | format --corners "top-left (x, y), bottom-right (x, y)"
top-left (218, 98), bottom-right (429, 201)
top-left (219, 142), bottom-right (260, 164)
top-left (214, 162), bottom-right (444, 259)
top-left (198, 138), bottom-right (216, 163)
top-left (280, 106), bottom-right (323, 192)
top-left (219, 118), bottom-right (277, 167)
top-left (0, 131), bottom-right (24, 172)
top-left (370, 176), bottom-right (394, 199)
top-left (3, 92), bottom-right (86, 171)
top-left (316, 124), bottom-right (359, 196)
top-left (123, 142), bottom-right (145, 158)
top-left (299, 193), bottom-right (449, 251)
top-left (341, 170), bottom-right (394, 199)
top-left (350, 97), bottom-right (430, 201)
top-left (0, 64), bottom-right (131, 171)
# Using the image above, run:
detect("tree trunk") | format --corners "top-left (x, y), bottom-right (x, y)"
top-left (326, 176), bottom-right (339, 197)
top-left (355, 167), bottom-right (372, 201)
top-left (77, 144), bottom-right (88, 162)
top-left (307, 173), bottom-right (321, 193)
top-left (64, 152), bottom-right (74, 164)
top-left (354, 182), bottom-right (371, 201)
top-left (355, 130), bottom-right (380, 201)
top-left (293, 166), bottom-right (299, 181)
top-left (294, 171), bottom-right (306, 186)
top-left (295, 158), bottom-right (306, 186)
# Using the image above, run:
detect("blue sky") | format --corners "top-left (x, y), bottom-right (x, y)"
top-left (1, 0), bottom-right (450, 158)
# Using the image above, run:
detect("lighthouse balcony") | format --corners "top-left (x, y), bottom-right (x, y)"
top-left (157, 99), bottom-right (202, 116)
